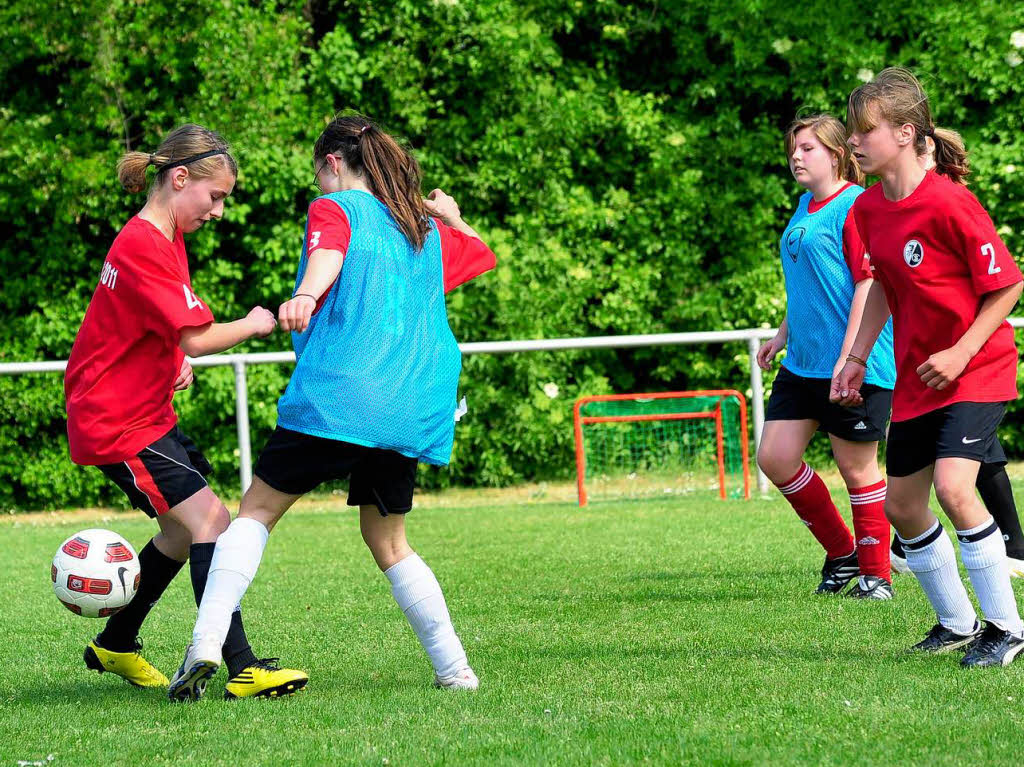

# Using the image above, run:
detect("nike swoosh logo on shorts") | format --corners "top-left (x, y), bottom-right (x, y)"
top-left (962, 437), bottom-right (982, 444)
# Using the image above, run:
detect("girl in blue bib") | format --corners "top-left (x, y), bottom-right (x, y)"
top-left (172, 115), bottom-right (495, 700)
top-left (757, 114), bottom-right (896, 600)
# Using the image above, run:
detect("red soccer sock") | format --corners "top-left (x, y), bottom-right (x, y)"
top-left (849, 480), bottom-right (891, 581)
top-left (777, 463), bottom-right (854, 559)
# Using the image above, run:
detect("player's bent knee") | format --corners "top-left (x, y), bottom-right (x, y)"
top-left (756, 452), bottom-right (799, 485)
top-left (884, 500), bottom-right (916, 528)
top-left (933, 480), bottom-right (975, 517)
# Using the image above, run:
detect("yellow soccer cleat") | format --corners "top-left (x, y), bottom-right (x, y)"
top-left (84, 638), bottom-right (169, 688)
top-left (224, 658), bottom-right (308, 700)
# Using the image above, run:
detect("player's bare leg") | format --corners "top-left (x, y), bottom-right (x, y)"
top-left (759, 420), bottom-right (857, 593)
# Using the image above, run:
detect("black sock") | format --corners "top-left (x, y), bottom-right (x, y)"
top-left (97, 539), bottom-right (184, 652)
top-left (189, 542), bottom-right (259, 678)
top-left (891, 534), bottom-right (905, 557)
top-left (976, 463), bottom-right (1024, 558)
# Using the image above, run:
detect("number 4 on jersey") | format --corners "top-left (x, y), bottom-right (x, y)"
top-left (182, 284), bottom-right (204, 310)
top-left (982, 243), bottom-right (1001, 275)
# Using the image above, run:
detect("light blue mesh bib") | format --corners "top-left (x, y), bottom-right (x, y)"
top-left (277, 190), bottom-right (461, 465)
top-left (780, 186), bottom-right (896, 388)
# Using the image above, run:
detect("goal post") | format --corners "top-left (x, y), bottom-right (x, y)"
top-left (573, 390), bottom-right (751, 506)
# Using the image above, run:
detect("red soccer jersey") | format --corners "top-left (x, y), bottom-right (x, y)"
top-left (303, 199), bottom-right (495, 310)
top-left (852, 170), bottom-right (1022, 421)
top-left (65, 216), bottom-right (215, 464)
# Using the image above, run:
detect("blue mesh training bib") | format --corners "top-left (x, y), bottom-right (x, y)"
top-left (276, 190), bottom-right (461, 465)
top-left (780, 186), bottom-right (896, 389)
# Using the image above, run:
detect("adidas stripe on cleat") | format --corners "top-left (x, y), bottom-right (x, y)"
top-left (846, 575), bottom-right (894, 600)
top-left (224, 658), bottom-right (308, 700)
top-left (816, 549), bottom-right (859, 594)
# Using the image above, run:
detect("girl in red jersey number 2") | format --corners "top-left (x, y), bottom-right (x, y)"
top-left (834, 69), bottom-right (1024, 667)
top-left (65, 125), bottom-right (305, 698)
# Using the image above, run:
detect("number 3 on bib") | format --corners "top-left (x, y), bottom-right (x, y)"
top-left (982, 242), bottom-right (1001, 275)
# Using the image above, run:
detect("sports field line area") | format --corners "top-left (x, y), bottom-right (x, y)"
top-left (4, 487), bottom-right (1024, 766)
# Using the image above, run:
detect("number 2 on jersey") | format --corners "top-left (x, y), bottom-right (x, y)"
top-left (982, 242), bottom-right (1001, 275)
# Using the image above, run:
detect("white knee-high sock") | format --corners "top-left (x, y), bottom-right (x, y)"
top-left (900, 521), bottom-right (977, 635)
top-left (958, 518), bottom-right (1024, 635)
top-left (192, 518), bottom-right (269, 652)
top-left (385, 553), bottom-right (468, 679)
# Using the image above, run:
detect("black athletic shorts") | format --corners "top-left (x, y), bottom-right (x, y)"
top-left (764, 366), bottom-right (892, 442)
top-left (886, 402), bottom-right (1008, 477)
top-left (254, 426), bottom-right (418, 515)
top-left (97, 425), bottom-right (212, 518)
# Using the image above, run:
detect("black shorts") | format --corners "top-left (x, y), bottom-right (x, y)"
top-left (254, 426), bottom-right (418, 515)
top-left (97, 426), bottom-right (212, 518)
top-left (887, 402), bottom-right (1008, 477)
top-left (765, 366), bottom-right (892, 442)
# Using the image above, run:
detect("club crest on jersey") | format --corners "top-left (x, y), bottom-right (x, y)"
top-left (903, 239), bottom-right (924, 268)
top-left (785, 227), bottom-right (805, 262)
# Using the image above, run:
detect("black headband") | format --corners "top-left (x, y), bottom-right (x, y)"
top-left (154, 148), bottom-right (228, 171)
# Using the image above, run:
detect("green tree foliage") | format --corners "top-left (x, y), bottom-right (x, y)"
top-left (1, 1), bottom-right (1022, 509)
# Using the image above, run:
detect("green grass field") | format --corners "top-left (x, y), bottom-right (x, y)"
top-left (4, 488), bottom-right (1024, 766)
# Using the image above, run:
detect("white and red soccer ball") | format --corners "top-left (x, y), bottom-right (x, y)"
top-left (52, 529), bottom-right (140, 618)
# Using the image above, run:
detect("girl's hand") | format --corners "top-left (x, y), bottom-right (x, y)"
top-left (246, 306), bottom-right (278, 338)
top-left (423, 188), bottom-right (461, 225)
top-left (278, 295), bottom-right (316, 333)
top-left (917, 346), bottom-right (970, 390)
top-left (172, 358), bottom-right (194, 391)
top-left (756, 336), bottom-right (785, 370)
top-left (830, 361), bottom-right (866, 407)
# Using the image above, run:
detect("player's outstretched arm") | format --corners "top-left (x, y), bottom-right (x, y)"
top-left (917, 280), bottom-right (1024, 390)
top-left (179, 307), bottom-right (277, 357)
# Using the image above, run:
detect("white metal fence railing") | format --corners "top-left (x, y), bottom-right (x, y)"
top-left (6, 320), bottom-right (1024, 497)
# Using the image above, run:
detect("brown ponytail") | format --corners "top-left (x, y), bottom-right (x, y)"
top-left (847, 67), bottom-right (970, 185)
top-left (784, 114), bottom-right (865, 187)
top-left (116, 124), bottom-right (237, 194)
top-left (931, 126), bottom-right (969, 185)
top-left (313, 114), bottom-right (429, 250)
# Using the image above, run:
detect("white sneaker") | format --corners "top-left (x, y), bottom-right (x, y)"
top-left (434, 667), bottom-right (479, 690)
top-left (1008, 556), bottom-right (1024, 579)
top-left (891, 549), bottom-right (911, 575)
top-left (168, 641), bottom-right (221, 702)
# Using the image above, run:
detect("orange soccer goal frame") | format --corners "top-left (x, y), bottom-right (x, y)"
top-left (572, 390), bottom-right (751, 507)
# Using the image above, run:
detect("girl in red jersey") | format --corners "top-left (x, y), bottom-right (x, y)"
top-left (885, 136), bottom-right (1024, 578)
top-left (757, 115), bottom-right (894, 599)
top-left (834, 68), bottom-right (1024, 667)
top-left (65, 124), bottom-right (305, 697)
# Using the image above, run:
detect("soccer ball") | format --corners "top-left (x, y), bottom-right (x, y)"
top-left (52, 529), bottom-right (140, 618)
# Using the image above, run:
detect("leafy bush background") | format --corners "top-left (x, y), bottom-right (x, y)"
top-left (2, 1), bottom-right (1022, 509)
